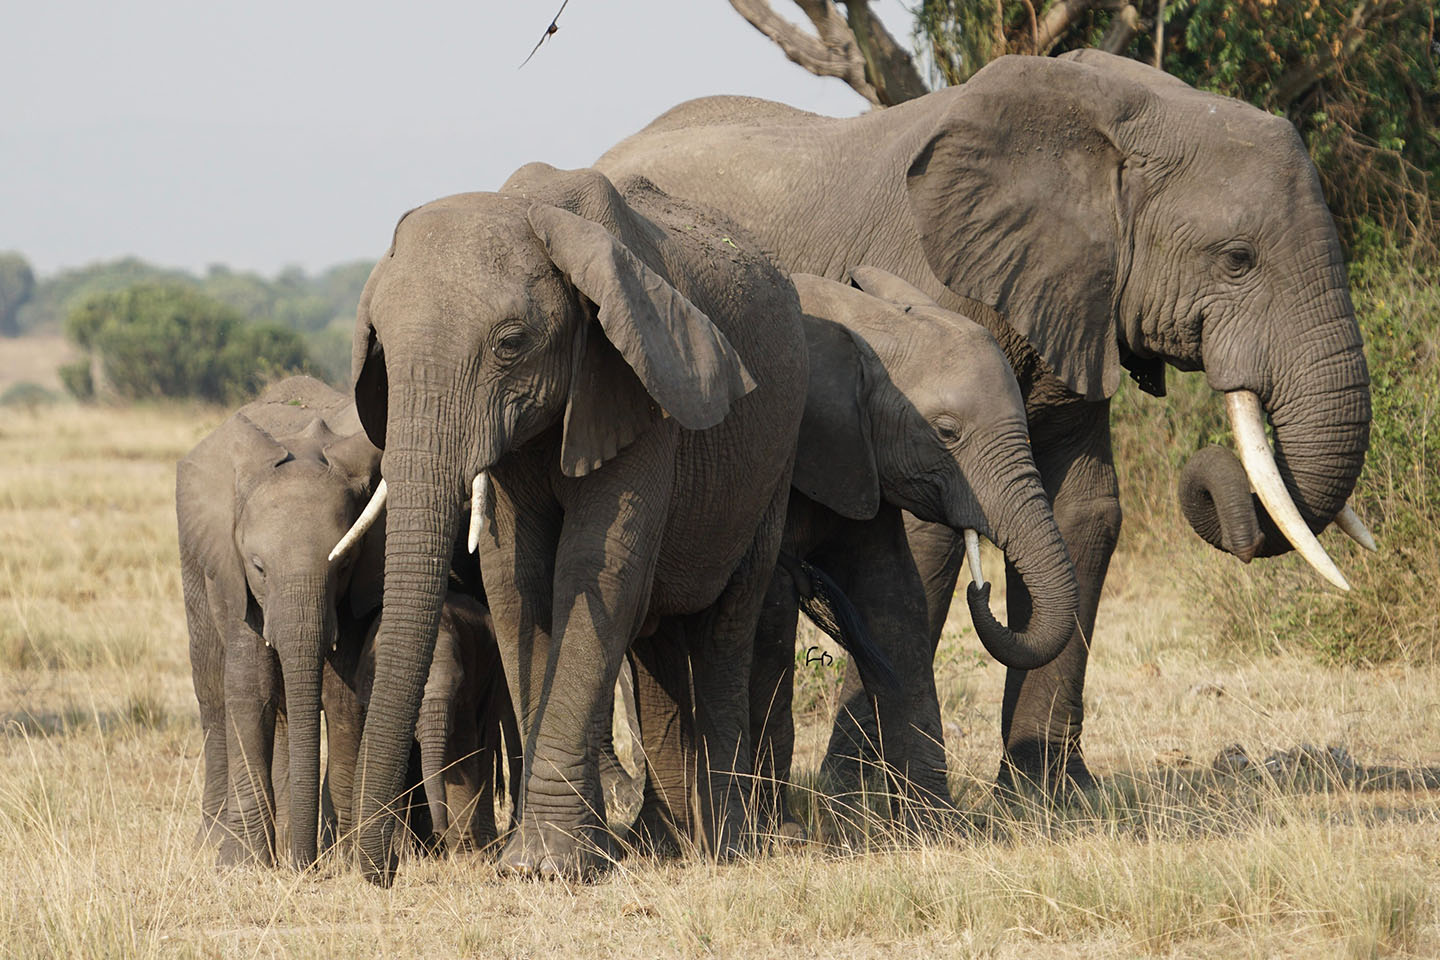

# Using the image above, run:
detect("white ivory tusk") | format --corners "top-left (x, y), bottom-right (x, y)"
top-left (467, 472), bottom-right (489, 555)
top-left (963, 529), bottom-right (986, 587)
top-left (1225, 391), bottom-right (1349, 591)
top-left (329, 479), bottom-right (387, 564)
top-left (1335, 504), bottom-right (1377, 552)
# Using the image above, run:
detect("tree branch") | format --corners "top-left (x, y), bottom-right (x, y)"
top-left (843, 1), bottom-right (928, 103)
top-left (729, 0), bottom-right (880, 105)
top-left (1267, 0), bottom-right (1383, 110)
top-left (1037, 0), bottom-right (1100, 54)
top-left (1099, 3), bottom-right (1140, 55)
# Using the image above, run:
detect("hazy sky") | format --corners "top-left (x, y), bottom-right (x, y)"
top-left (3, 1), bottom-right (916, 276)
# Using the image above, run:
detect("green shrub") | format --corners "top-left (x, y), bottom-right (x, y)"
top-left (0, 382), bottom-right (59, 408)
top-left (62, 283), bottom-right (315, 403)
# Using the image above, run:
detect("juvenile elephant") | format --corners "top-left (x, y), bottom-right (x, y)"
top-left (598, 50), bottom-right (1372, 793)
top-left (337, 164), bottom-right (879, 884)
top-left (177, 376), bottom-right (384, 868)
top-left (625, 269), bottom-right (1079, 847)
top-left (341, 590), bottom-right (522, 853)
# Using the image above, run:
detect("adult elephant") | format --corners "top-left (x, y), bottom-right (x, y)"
top-left (177, 376), bottom-right (384, 868)
top-left (626, 267), bottom-right (1080, 850)
top-left (337, 165), bottom-right (850, 884)
top-left (597, 50), bottom-right (1372, 793)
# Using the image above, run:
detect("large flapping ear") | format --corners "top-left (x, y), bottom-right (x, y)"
top-left (175, 413), bottom-right (289, 622)
top-left (528, 201), bottom-right (757, 476)
top-left (352, 260), bottom-right (389, 450)
top-left (320, 427), bottom-right (387, 619)
top-left (792, 312), bottom-right (881, 521)
top-left (906, 54), bottom-right (1155, 401)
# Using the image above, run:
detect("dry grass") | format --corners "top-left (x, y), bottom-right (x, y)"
top-left (2, 403), bottom-right (1438, 958)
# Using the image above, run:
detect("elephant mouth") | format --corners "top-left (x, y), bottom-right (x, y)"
top-left (1223, 390), bottom-right (1374, 590)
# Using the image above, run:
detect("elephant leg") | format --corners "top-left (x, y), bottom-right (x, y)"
top-left (272, 709), bottom-right (291, 858)
top-left (447, 719), bottom-right (485, 852)
top-left (622, 627), bottom-right (696, 858)
top-left (687, 481), bottom-right (789, 860)
top-left (321, 652), bottom-right (363, 848)
top-left (750, 566), bottom-right (800, 842)
top-left (996, 398), bottom-right (1118, 796)
top-left (182, 558), bottom-right (227, 846)
top-left (817, 508), bottom-right (954, 829)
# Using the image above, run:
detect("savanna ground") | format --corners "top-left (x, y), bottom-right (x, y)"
top-left (2, 354), bottom-right (1438, 957)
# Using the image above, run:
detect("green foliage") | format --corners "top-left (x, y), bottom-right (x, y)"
top-left (0, 382), bottom-right (59, 408)
top-left (914, 0), bottom-right (1440, 258)
top-left (15, 257), bottom-right (371, 343)
top-left (0, 252), bottom-right (37, 338)
top-left (62, 284), bottom-right (315, 403)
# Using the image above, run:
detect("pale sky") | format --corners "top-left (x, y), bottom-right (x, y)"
top-left (2, 1), bottom-right (917, 276)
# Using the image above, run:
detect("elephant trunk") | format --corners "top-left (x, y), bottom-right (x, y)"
top-left (1188, 283), bottom-right (1371, 579)
top-left (417, 691), bottom-right (453, 847)
top-left (354, 407), bottom-right (464, 886)
top-left (268, 587), bottom-right (328, 870)
top-left (964, 432), bottom-right (1079, 671)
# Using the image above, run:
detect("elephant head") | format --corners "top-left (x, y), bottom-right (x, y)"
top-left (791, 269), bottom-right (1076, 670)
top-left (176, 381), bottom-right (384, 868)
top-left (905, 50), bottom-right (1370, 586)
top-left (340, 165), bottom-right (754, 883)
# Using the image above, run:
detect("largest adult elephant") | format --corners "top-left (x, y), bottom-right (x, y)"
top-left (597, 50), bottom-right (1372, 792)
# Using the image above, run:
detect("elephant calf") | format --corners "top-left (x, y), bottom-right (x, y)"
top-left (624, 269), bottom-right (1078, 849)
top-left (178, 376), bottom-right (384, 869)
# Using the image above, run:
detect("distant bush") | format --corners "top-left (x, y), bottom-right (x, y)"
top-left (62, 283), bottom-right (315, 403)
top-left (0, 381), bottom-right (59, 408)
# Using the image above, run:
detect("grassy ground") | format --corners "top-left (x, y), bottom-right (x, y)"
top-left (2, 402), bottom-right (1438, 959)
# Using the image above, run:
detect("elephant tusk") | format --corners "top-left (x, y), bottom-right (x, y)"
top-left (1225, 391), bottom-right (1349, 591)
top-left (329, 479), bottom-right (387, 564)
top-left (467, 472), bottom-right (490, 555)
top-left (963, 528), bottom-right (986, 587)
top-left (1335, 504), bottom-right (1377, 552)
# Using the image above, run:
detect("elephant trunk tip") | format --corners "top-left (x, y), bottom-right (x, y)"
top-left (965, 581), bottom-right (1071, 672)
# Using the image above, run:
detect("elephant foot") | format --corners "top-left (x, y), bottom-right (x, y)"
top-left (994, 740), bottom-right (1096, 804)
top-left (216, 834), bottom-right (275, 870)
top-left (619, 799), bottom-right (685, 861)
top-left (498, 821), bottom-right (613, 882)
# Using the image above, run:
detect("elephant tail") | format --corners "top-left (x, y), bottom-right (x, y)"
top-left (781, 552), bottom-right (899, 696)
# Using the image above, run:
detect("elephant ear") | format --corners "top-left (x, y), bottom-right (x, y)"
top-left (528, 202), bottom-right (758, 477)
top-left (321, 429), bottom-right (386, 619)
top-left (352, 258), bottom-right (390, 449)
top-left (905, 54), bottom-right (1154, 401)
top-left (847, 265), bottom-right (942, 309)
top-left (792, 313), bottom-right (880, 521)
top-left (175, 413), bottom-right (290, 622)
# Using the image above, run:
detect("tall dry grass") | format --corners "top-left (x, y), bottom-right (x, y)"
top-left (2, 402), bottom-right (1438, 957)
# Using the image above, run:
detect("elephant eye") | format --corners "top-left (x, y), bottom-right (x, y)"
top-left (490, 322), bottom-right (532, 362)
top-left (932, 415), bottom-right (962, 444)
top-left (1220, 243), bottom-right (1256, 278)
top-left (250, 556), bottom-right (265, 577)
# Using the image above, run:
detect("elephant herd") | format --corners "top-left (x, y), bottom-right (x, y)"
top-left (178, 51), bottom-right (1374, 886)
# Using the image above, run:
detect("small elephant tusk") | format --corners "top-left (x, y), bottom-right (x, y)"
top-left (963, 529), bottom-right (986, 588)
top-left (1335, 504), bottom-right (1377, 552)
top-left (330, 479), bottom-right (387, 564)
top-left (467, 472), bottom-right (490, 555)
top-left (1225, 391), bottom-right (1349, 591)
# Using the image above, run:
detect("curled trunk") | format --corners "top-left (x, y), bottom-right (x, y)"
top-left (964, 436), bottom-right (1079, 671)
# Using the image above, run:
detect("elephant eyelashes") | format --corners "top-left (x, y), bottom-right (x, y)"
top-left (490, 322), bottom-right (533, 362)
top-left (932, 415), bottom-right (962, 444)
top-left (1219, 243), bottom-right (1257, 279)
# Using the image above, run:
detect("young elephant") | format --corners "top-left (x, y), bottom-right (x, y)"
top-left (177, 376), bottom-right (384, 868)
top-left (337, 164), bottom-right (812, 884)
top-left (340, 590), bottom-right (522, 854)
top-left (625, 269), bottom-right (1078, 847)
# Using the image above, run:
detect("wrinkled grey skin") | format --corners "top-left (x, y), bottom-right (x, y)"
top-left (343, 591), bottom-right (522, 853)
top-left (624, 269), bottom-right (1081, 849)
top-left (349, 164), bottom-right (807, 884)
top-left (178, 376), bottom-right (384, 868)
top-left (598, 51), bottom-right (1370, 792)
